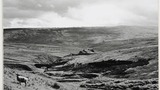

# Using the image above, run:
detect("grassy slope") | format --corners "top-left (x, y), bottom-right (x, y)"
top-left (4, 26), bottom-right (157, 47)
top-left (3, 26), bottom-right (158, 90)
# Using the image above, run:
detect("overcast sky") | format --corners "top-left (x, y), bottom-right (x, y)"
top-left (3, 0), bottom-right (158, 28)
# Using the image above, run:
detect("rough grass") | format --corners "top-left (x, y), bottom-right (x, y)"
top-left (80, 78), bottom-right (158, 90)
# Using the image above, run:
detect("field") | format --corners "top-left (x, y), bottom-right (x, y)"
top-left (3, 26), bottom-right (158, 90)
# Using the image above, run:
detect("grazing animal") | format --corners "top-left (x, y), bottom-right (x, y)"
top-left (16, 74), bottom-right (28, 86)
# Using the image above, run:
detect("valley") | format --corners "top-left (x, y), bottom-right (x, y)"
top-left (3, 26), bottom-right (158, 90)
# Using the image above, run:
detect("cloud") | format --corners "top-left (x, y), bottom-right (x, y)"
top-left (3, 0), bottom-right (158, 28)
top-left (67, 3), bottom-right (144, 26)
top-left (7, 12), bottom-right (83, 28)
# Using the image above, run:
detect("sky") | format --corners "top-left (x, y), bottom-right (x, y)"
top-left (3, 0), bottom-right (158, 28)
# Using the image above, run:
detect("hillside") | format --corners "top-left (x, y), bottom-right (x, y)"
top-left (4, 26), bottom-right (157, 48)
top-left (4, 26), bottom-right (158, 90)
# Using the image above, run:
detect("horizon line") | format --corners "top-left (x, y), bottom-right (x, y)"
top-left (3, 25), bottom-right (158, 29)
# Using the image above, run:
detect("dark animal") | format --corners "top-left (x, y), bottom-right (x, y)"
top-left (16, 74), bottom-right (28, 86)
